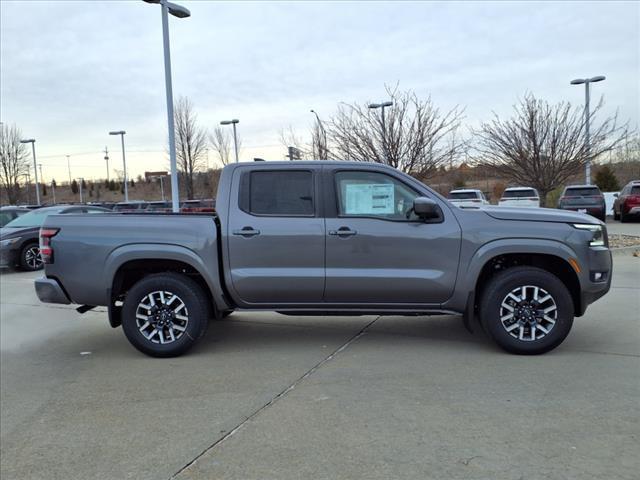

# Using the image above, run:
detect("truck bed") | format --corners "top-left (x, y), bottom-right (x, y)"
top-left (42, 213), bottom-right (221, 307)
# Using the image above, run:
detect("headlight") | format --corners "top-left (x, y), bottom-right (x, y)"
top-left (0, 237), bottom-right (21, 248)
top-left (572, 224), bottom-right (606, 247)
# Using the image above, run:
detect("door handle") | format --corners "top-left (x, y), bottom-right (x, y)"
top-left (233, 227), bottom-right (261, 237)
top-left (328, 227), bottom-right (357, 237)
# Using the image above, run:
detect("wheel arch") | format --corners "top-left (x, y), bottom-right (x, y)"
top-left (468, 242), bottom-right (582, 318)
top-left (105, 244), bottom-right (230, 327)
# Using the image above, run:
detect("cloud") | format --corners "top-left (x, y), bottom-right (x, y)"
top-left (1, 0), bottom-right (638, 181)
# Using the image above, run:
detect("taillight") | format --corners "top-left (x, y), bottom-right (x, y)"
top-left (39, 228), bottom-right (59, 264)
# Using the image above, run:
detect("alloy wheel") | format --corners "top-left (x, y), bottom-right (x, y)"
top-left (499, 285), bottom-right (558, 341)
top-left (135, 290), bottom-right (189, 345)
top-left (25, 246), bottom-right (43, 270)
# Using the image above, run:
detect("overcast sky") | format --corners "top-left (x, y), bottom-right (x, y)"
top-left (1, 0), bottom-right (638, 182)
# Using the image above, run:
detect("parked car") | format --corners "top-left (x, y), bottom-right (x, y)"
top-left (180, 199), bottom-right (215, 213)
top-left (557, 185), bottom-right (606, 222)
top-left (0, 206), bottom-right (30, 227)
top-left (113, 201), bottom-right (147, 213)
top-left (1, 205), bottom-right (109, 271)
top-left (144, 201), bottom-right (172, 213)
top-left (498, 187), bottom-right (540, 208)
top-left (613, 180), bottom-right (640, 222)
top-left (36, 161), bottom-right (612, 358)
top-left (447, 189), bottom-right (489, 208)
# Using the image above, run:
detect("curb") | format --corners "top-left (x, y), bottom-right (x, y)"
top-left (610, 245), bottom-right (640, 257)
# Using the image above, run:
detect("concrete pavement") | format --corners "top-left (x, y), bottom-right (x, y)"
top-left (1, 257), bottom-right (639, 480)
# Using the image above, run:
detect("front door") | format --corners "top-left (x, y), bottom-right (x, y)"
top-left (324, 169), bottom-right (461, 305)
top-left (227, 168), bottom-right (325, 304)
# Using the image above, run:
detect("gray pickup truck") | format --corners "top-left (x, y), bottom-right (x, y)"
top-left (35, 161), bottom-right (612, 357)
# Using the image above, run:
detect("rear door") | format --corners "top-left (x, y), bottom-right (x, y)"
top-left (226, 167), bottom-right (325, 304)
top-left (324, 168), bottom-right (461, 305)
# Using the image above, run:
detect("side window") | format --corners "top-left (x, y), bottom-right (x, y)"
top-left (240, 170), bottom-right (314, 216)
top-left (335, 170), bottom-right (420, 221)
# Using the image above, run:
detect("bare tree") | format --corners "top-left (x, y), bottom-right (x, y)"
top-left (472, 93), bottom-right (627, 206)
top-left (210, 126), bottom-right (241, 166)
top-left (327, 86), bottom-right (465, 176)
top-left (174, 96), bottom-right (207, 199)
top-left (279, 126), bottom-right (309, 160)
top-left (0, 123), bottom-right (30, 204)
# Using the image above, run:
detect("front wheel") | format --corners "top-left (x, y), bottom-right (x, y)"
top-left (122, 273), bottom-right (210, 357)
top-left (19, 243), bottom-right (43, 271)
top-left (480, 267), bottom-right (574, 355)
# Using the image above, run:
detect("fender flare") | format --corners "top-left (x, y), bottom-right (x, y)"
top-left (104, 243), bottom-right (230, 313)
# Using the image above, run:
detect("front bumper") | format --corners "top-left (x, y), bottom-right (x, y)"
top-left (578, 247), bottom-right (612, 316)
top-left (0, 247), bottom-right (18, 267)
top-left (35, 277), bottom-right (71, 305)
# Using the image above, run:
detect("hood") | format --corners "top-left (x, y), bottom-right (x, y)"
top-left (0, 226), bottom-right (39, 240)
top-left (480, 206), bottom-right (602, 224)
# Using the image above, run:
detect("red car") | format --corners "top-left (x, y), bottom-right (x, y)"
top-left (613, 180), bottom-right (640, 223)
top-left (180, 199), bottom-right (216, 213)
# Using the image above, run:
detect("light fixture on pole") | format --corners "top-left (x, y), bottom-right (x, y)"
top-left (368, 101), bottom-right (393, 162)
top-left (143, 0), bottom-right (191, 212)
top-left (20, 138), bottom-right (40, 205)
top-left (310, 109), bottom-right (328, 160)
top-left (220, 119), bottom-right (240, 163)
top-left (109, 130), bottom-right (128, 202)
top-left (570, 75), bottom-right (606, 185)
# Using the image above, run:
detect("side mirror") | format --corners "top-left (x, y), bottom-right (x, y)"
top-left (413, 197), bottom-right (441, 220)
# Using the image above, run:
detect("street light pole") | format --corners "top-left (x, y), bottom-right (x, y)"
top-left (51, 180), bottom-right (56, 204)
top-left (104, 146), bottom-right (110, 181)
top-left (310, 109), bottom-right (328, 159)
top-left (570, 75), bottom-right (606, 185)
top-left (220, 119), bottom-right (240, 163)
top-left (20, 139), bottom-right (40, 205)
top-left (368, 101), bottom-right (393, 162)
top-left (109, 130), bottom-right (128, 201)
top-left (66, 155), bottom-right (72, 186)
top-left (143, 0), bottom-right (191, 212)
top-left (78, 178), bottom-right (84, 203)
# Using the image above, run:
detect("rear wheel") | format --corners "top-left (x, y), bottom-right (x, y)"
top-left (122, 273), bottom-right (210, 357)
top-left (19, 243), bottom-right (43, 271)
top-left (480, 267), bottom-right (574, 355)
top-left (620, 209), bottom-right (629, 223)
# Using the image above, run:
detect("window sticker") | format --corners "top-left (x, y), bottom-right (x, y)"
top-left (345, 183), bottom-right (394, 214)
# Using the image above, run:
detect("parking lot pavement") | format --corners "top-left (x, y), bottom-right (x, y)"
top-left (1, 258), bottom-right (639, 480)
top-left (606, 217), bottom-right (640, 236)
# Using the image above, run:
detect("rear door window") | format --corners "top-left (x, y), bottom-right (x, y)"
top-left (240, 170), bottom-right (314, 216)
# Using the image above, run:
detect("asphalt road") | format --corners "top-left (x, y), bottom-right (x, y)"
top-left (1, 257), bottom-right (639, 480)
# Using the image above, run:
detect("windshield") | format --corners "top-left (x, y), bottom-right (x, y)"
top-left (502, 189), bottom-right (537, 199)
top-left (4, 208), bottom-right (66, 228)
top-left (631, 186), bottom-right (640, 195)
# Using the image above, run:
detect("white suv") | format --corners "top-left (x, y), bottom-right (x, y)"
top-left (499, 187), bottom-right (540, 208)
top-left (448, 189), bottom-right (489, 208)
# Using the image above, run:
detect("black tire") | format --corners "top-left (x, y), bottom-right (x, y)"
top-left (620, 210), bottom-right (629, 223)
top-left (479, 267), bottom-right (574, 355)
top-left (122, 273), bottom-right (210, 357)
top-left (19, 242), bottom-right (43, 271)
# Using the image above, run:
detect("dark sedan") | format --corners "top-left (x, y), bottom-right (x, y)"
top-left (1, 205), bottom-right (108, 271)
top-left (0, 207), bottom-right (30, 227)
top-left (557, 185), bottom-right (606, 221)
